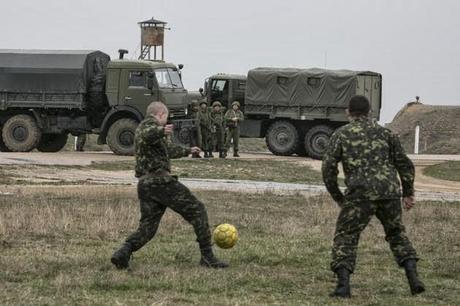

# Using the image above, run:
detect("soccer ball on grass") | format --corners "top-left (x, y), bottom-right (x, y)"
top-left (213, 223), bottom-right (238, 249)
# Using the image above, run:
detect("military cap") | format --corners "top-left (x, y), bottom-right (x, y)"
top-left (212, 101), bottom-right (222, 107)
top-left (231, 101), bottom-right (240, 108)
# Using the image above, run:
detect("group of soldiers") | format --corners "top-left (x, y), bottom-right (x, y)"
top-left (190, 100), bottom-right (244, 158)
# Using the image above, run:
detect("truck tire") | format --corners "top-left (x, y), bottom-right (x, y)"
top-left (304, 125), bottom-right (334, 160)
top-left (37, 133), bottom-right (68, 152)
top-left (107, 118), bottom-right (138, 155)
top-left (2, 114), bottom-right (42, 152)
top-left (0, 131), bottom-right (12, 152)
top-left (265, 121), bottom-right (299, 156)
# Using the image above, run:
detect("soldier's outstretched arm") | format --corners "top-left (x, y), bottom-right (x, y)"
top-left (167, 141), bottom-right (192, 159)
top-left (321, 133), bottom-right (345, 205)
top-left (390, 134), bottom-right (415, 197)
top-left (142, 124), bottom-right (165, 145)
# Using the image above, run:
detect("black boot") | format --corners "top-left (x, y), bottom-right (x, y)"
top-left (233, 150), bottom-right (240, 157)
top-left (200, 247), bottom-right (229, 269)
top-left (208, 151), bottom-right (214, 158)
top-left (219, 151), bottom-right (226, 158)
top-left (330, 268), bottom-right (351, 298)
top-left (111, 243), bottom-right (132, 269)
top-left (203, 151), bottom-right (209, 158)
top-left (403, 259), bottom-right (425, 295)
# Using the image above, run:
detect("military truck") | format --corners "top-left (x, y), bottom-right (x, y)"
top-left (200, 68), bottom-right (382, 159)
top-left (0, 49), bottom-right (191, 154)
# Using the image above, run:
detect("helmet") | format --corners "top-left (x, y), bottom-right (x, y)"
top-left (231, 101), bottom-right (240, 108)
top-left (212, 101), bottom-right (222, 107)
top-left (199, 100), bottom-right (208, 106)
top-left (191, 101), bottom-right (200, 107)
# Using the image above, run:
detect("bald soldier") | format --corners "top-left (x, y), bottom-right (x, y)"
top-left (111, 102), bottom-right (228, 269)
top-left (322, 95), bottom-right (424, 297)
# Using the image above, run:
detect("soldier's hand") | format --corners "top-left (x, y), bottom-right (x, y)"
top-left (403, 196), bottom-right (416, 210)
top-left (164, 124), bottom-right (174, 136)
top-left (191, 146), bottom-right (201, 154)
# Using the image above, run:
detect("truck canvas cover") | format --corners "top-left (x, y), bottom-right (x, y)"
top-left (0, 49), bottom-right (110, 93)
top-left (246, 67), bottom-right (380, 107)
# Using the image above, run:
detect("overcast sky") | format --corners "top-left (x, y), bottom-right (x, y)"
top-left (1, 0), bottom-right (459, 122)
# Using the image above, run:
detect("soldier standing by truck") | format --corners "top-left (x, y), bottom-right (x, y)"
top-left (224, 101), bottom-right (244, 157)
top-left (198, 101), bottom-right (213, 158)
top-left (190, 102), bottom-right (202, 158)
top-left (209, 101), bottom-right (226, 158)
top-left (322, 95), bottom-right (424, 298)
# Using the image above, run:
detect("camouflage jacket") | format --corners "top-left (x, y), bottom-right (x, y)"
top-left (224, 109), bottom-right (244, 128)
top-left (198, 109), bottom-right (211, 129)
top-left (134, 116), bottom-right (191, 178)
top-left (210, 111), bottom-right (225, 129)
top-left (321, 117), bottom-right (415, 203)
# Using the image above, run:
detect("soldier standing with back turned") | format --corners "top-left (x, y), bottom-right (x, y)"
top-left (322, 95), bottom-right (425, 298)
top-left (198, 101), bottom-right (213, 158)
top-left (111, 101), bottom-right (228, 269)
top-left (224, 101), bottom-right (244, 157)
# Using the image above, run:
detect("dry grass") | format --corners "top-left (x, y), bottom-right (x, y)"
top-left (423, 161), bottom-right (460, 182)
top-left (0, 186), bottom-right (459, 305)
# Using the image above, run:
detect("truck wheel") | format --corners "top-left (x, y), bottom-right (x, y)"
top-left (304, 125), bottom-right (334, 160)
top-left (107, 118), bottom-right (138, 155)
top-left (171, 126), bottom-right (191, 146)
top-left (2, 114), bottom-right (42, 152)
top-left (265, 121), bottom-right (299, 156)
top-left (37, 133), bottom-right (68, 152)
top-left (0, 131), bottom-right (12, 152)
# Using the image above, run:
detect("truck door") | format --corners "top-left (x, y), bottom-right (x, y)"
top-left (120, 69), bottom-right (158, 115)
top-left (154, 68), bottom-right (188, 115)
top-left (210, 79), bottom-right (229, 108)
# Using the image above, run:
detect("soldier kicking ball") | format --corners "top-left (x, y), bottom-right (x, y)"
top-left (322, 95), bottom-right (425, 298)
top-left (111, 101), bottom-right (228, 269)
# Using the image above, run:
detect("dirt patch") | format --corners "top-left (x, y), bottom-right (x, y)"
top-left (388, 102), bottom-right (460, 154)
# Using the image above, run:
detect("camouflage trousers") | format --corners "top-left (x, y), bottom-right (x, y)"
top-left (331, 199), bottom-right (418, 273)
top-left (200, 126), bottom-right (212, 151)
top-left (124, 175), bottom-right (213, 252)
top-left (225, 126), bottom-right (240, 152)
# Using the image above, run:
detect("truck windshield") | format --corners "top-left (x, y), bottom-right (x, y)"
top-left (154, 68), bottom-right (184, 89)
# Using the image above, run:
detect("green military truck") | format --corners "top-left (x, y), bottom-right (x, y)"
top-left (0, 49), bottom-right (191, 154)
top-left (201, 68), bottom-right (382, 159)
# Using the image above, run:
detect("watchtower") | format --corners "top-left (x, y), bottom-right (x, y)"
top-left (138, 17), bottom-right (168, 60)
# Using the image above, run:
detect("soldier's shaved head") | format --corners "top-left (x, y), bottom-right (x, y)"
top-left (146, 101), bottom-right (169, 117)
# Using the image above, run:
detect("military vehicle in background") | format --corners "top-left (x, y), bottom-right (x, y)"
top-left (0, 49), bottom-right (191, 155)
top-left (200, 68), bottom-right (382, 159)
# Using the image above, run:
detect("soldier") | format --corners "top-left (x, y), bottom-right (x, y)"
top-left (111, 101), bottom-right (228, 269)
top-left (198, 101), bottom-right (213, 158)
top-left (224, 101), bottom-right (244, 157)
top-left (190, 101), bottom-right (202, 158)
top-left (322, 95), bottom-right (424, 298)
top-left (209, 101), bottom-right (226, 158)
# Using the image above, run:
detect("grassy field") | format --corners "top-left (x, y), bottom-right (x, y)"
top-left (0, 186), bottom-right (458, 305)
top-left (0, 158), bottom-right (325, 185)
top-left (423, 161), bottom-right (460, 182)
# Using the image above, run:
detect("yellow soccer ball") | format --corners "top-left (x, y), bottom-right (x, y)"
top-left (213, 223), bottom-right (238, 249)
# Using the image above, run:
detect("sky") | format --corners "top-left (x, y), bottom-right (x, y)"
top-left (1, 0), bottom-right (459, 122)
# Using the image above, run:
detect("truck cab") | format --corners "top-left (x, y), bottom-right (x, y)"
top-left (200, 74), bottom-right (247, 109)
top-left (99, 59), bottom-right (191, 154)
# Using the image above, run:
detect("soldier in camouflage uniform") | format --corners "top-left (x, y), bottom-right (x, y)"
top-left (224, 101), bottom-right (244, 157)
top-left (209, 101), bottom-right (226, 158)
top-left (198, 101), bottom-right (213, 158)
top-left (111, 101), bottom-right (228, 270)
top-left (190, 101), bottom-right (202, 158)
top-left (322, 95), bottom-right (424, 298)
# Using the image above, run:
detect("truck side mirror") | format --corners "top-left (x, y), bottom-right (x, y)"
top-left (178, 64), bottom-right (184, 70)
